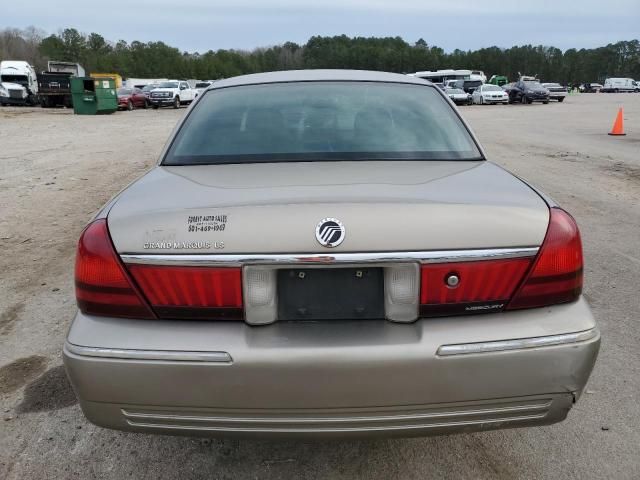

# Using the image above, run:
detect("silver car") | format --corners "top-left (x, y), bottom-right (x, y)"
top-left (64, 70), bottom-right (599, 438)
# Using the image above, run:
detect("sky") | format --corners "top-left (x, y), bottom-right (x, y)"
top-left (5, 0), bottom-right (640, 52)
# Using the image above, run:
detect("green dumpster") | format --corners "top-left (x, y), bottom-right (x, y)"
top-left (70, 77), bottom-right (117, 115)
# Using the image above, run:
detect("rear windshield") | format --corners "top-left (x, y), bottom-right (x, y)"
top-left (163, 81), bottom-right (482, 165)
top-left (117, 88), bottom-right (132, 95)
top-left (158, 81), bottom-right (179, 88)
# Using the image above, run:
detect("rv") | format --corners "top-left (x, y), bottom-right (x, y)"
top-left (410, 69), bottom-right (472, 86)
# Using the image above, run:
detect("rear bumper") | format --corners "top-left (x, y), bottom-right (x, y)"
top-left (63, 298), bottom-right (599, 438)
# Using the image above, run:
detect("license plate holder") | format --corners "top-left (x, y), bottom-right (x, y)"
top-left (277, 267), bottom-right (384, 321)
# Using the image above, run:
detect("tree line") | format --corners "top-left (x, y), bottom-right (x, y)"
top-left (1, 27), bottom-right (639, 84)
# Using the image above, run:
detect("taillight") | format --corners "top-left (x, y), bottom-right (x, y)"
top-left (419, 258), bottom-right (532, 317)
top-left (75, 220), bottom-right (155, 319)
top-left (127, 265), bottom-right (243, 320)
top-left (418, 207), bottom-right (583, 317)
top-left (507, 207), bottom-right (583, 310)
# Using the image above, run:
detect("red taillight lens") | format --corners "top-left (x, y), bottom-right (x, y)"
top-left (127, 265), bottom-right (243, 320)
top-left (75, 220), bottom-right (155, 319)
top-left (507, 208), bottom-right (583, 310)
top-left (420, 258), bottom-right (532, 317)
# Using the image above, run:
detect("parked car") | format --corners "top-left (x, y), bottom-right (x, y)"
top-left (602, 78), bottom-right (636, 93)
top-left (472, 84), bottom-right (509, 104)
top-left (117, 87), bottom-right (148, 110)
top-left (194, 81), bottom-right (212, 97)
top-left (579, 83), bottom-right (603, 93)
top-left (505, 79), bottom-right (550, 104)
top-left (64, 70), bottom-right (599, 439)
top-left (445, 87), bottom-right (472, 105)
top-left (541, 83), bottom-right (568, 102)
top-left (141, 83), bottom-right (159, 101)
top-left (149, 80), bottom-right (196, 109)
top-left (447, 79), bottom-right (483, 94)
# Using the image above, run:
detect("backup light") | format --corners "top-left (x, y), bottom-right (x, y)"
top-left (384, 264), bottom-right (420, 322)
top-left (243, 266), bottom-right (277, 325)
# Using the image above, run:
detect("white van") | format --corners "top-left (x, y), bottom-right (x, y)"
top-left (602, 78), bottom-right (636, 93)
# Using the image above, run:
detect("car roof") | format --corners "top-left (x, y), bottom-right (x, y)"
top-left (210, 69), bottom-right (432, 89)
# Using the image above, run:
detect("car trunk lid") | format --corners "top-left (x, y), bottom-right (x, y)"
top-left (107, 160), bottom-right (549, 254)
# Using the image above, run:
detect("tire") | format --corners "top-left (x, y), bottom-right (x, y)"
top-left (127, 100), bottom-right (133, 111)
top-left (557, 97), bottom-right (564, 103)
top-left (152, 105), bottom-right (159, 110)
top-left (521, 95), bottom-right (527, 104)
top-left (543, 101), bottom-right (549, 104)
top-left (479, 96), bottom-right (484, 105)
top-left (173, 96), bottom-right (180, 109)
top-left (144, 100), bottom-right (149, 109)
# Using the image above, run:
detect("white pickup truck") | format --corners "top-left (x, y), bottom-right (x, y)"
top-left (149, 80), bottom-right (196, 109)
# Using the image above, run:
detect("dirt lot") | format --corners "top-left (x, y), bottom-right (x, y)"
top-left (1, 94), bottom-right (639, 479)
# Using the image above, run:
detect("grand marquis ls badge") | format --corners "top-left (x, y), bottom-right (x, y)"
top-left (315, 218), bottom-right (345, 248)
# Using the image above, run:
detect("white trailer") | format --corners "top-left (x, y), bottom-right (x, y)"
top-left (123, 78), bottom-right (169, 88)
top-left (409, 69), bottom-right (472, 85)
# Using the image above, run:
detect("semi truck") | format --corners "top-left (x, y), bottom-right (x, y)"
top-left (37, 62), bottom-right (85, 108)
top-left (0, 61), bottom-right (39, 106)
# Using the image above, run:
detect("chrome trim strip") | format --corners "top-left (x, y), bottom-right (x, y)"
top-left (120, 247), bottom-right (539, 267)
top-left (64, 342), bottom-right (232, 363)
top-left (121, 400), bottom-right (551, 424)
top-left (124, 413), bottom-right (548, 433)
top-left (437, 328), bottom-right (599, 356)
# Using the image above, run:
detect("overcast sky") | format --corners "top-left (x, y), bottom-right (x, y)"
top-left (5, 0), bottom-right (640, 52)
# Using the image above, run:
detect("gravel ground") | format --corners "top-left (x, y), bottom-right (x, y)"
top-left (0, 94), bottom-right (639, 479)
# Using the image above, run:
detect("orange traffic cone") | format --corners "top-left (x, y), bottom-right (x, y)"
top-left (608, 108), bottom-right (626, 136)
